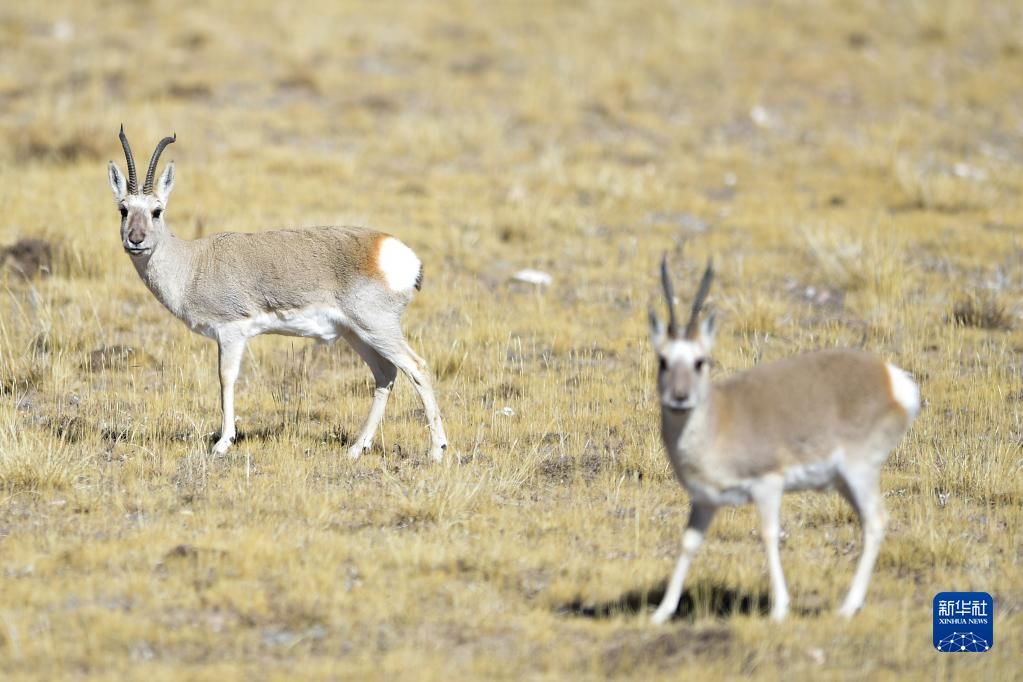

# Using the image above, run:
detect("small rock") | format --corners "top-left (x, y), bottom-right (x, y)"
top-left (15, 393), bottom-right (34, 412)
top-left (130, 641), bottom-right (155, 662)
top-left (52, 21), bottom-right (74, 41)
top-left (750, 105), bottom-right (772, 128)
top-left (953, 162), bottom-right (987, 181)
top-left (262, 625), bottom-right (327, 648)
top-left (511, 269), bottom-right (552, 287)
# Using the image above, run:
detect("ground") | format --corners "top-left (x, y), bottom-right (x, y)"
top-left (0, 1), bottom-right (1021, 679)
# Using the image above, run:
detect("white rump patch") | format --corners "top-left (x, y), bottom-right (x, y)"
top-left (886, 363), bottom-right (921, 418)
top-left (377, 237), bottom-right (422, 292)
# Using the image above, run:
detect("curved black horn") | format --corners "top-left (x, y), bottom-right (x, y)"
top-left (684, 259), bottom-right (714, 338)
top-left (118, 124), bottom-right (139, 195)
top-left (660, 253), bottom-right (679, 337)
top-left (143, 133), bottom-right (176, 194)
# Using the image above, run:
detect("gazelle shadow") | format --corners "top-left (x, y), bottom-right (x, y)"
top-left (557, 581), bottom-right (773, 621)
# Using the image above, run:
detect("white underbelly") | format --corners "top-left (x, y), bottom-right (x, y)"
top-left (684, 478), bottom-right (754, 506)
top-left (235, 307), bottom-right (349, 343)
top-left (681, 449), bottom-right (845, 506)
top-left (782, 456), bottom-right (842, 492)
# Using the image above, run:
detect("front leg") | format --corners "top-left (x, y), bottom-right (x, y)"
top-left (213, 335), bottom-right (247, 455)
top-left (651, 502), bottom-right (716, 624)
top-left (751, 474), bottom-right (789, 621)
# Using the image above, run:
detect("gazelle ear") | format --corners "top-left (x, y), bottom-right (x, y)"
top-left (698, 312), bottom-right (717, 350)
top-left (155, 161), bottom-right (175, 202)
top-left (649, 308), bottom-right (667, 347)
top-left (108, 161), bottom-right (127, 201)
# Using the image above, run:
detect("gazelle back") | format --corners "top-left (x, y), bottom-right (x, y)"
top-left (648, 256), bottom-right (919, 623)
top-left (107, 127), bottom-right (447, 460)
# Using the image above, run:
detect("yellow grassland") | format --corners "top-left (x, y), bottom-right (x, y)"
top-left (0, 1), bottom-right (1021, 679)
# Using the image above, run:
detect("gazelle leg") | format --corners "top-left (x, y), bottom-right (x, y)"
top-left (752, 474), bottom-right (789, 620)
top-left (373, 337), bottom-right (448, 461)
top-left (349, 316), bottom-right (448, 461)
top-left (651, 503), bottom-right (716, 625)
top-left (213, 334), bottom-right (247, 455)
top-left (837, 465), bottom-right (887, 618)
top-left (343, 332), bottom-right (398, 460)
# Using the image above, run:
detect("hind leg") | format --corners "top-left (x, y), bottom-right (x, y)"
top-left (382, 338), bottom-right (448, 461)
top-left (343, 332), bottom-right (398, 460)
top-left (836, 464), bottom-right (887, 618)
top-left (350, 322), bottom-right (448, 461)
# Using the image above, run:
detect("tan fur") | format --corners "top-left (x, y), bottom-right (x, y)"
top-left (369, 232), bottom-right (391, 289)
top-left (705, 350), bottom-right (908, 478)
top-left (180, 228), bottom-right (387, 321)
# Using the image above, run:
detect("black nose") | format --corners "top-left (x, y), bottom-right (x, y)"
top-left (672, 391), bottom-right (689, 403)
top-left (128, 233), bottom-right (144, 245)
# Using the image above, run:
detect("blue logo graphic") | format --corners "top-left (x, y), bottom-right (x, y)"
top-left (933, 592), bottom-right (993, 653)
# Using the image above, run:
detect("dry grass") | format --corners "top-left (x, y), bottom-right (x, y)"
top-left (2, 0), bottom-right (1022, 679)
top-left (952, 290), bottom-right (1013, 330)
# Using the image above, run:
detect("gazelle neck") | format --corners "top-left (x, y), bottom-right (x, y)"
top-left (661, 388), bottom-right (717, 460)
top-left (129, 230), bottom-right (195, 320)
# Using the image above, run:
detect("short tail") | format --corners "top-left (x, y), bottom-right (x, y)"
top-left (415, 263), bottom-right (423, 291)
top-left (886, 363), bottom-right (921, 419)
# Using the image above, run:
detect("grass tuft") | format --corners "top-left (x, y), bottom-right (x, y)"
top-left (0, 412), bottom-right (90, 492)
top-left (951, 291), bottom-right (1012, 330)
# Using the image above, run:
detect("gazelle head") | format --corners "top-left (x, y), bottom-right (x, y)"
top-left (649, 255), bottom-right (716, 412)
top-left (107, 125), bottom-right (176, 257)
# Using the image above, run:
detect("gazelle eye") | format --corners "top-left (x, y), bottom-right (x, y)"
top-left (658, 357), bottom-right (667, 372)
top-left (119, 206), bottom-right (127, 219)
top-left (694, 358), bottom-right (706, 371)
top-left (152, 208), bottom-right (163, 219)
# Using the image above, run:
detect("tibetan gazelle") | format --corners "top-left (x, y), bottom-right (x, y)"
top-left (648, 257), bottom-right (919, 623)
top-left (107, 127), bottom-right (448, 461)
